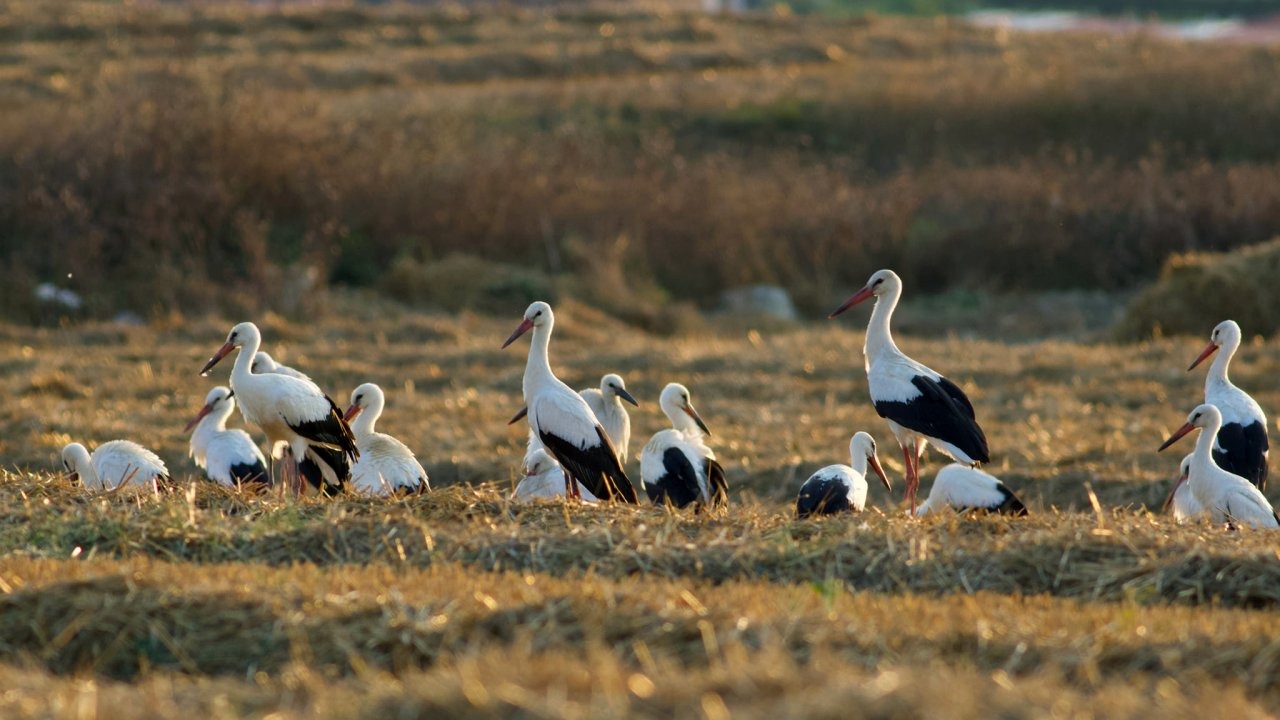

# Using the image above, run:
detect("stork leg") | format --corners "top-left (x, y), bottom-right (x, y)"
top-left (901, 444), bottom-right (916, 516)
top-left (903, 441), bottom-right (921, 516)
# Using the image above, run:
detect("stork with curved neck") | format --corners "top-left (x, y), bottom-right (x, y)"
top-left (640, 382), bottom-right (728, 510)
top-left (1187, 319), bottom-right (1269, 490)
top-left (829, 269), bottom-right (991, 515)
top-left (186, 386), bottom-right (269, 488)
top-left (343, 382), bottom-right (429, 495)
top-left (1159, 403), bottom-right (1278, 529)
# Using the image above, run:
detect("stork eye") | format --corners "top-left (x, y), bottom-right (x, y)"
top-left (872, 278), bottom-right (883, 287)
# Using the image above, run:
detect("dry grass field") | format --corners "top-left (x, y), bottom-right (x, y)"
top-left (3, 298), bottom-right (1280, 717)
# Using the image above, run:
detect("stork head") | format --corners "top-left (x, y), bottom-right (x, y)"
top-left (523, 448), bottom-right (558, 478)
top-left (502, 301), bottom-right (553, 349)
top-left (660, 382), bottom-right (711, 436)
top-left (344, 382), bottom-right (385, 423)
top-left (1161, 453), bottom-right (1196, 513)
top-left (1188, 319), bottom-right (1242, 371)
top-left (601, 373), bottom-right (638, 407)
top-left (60, 442), bottom-right (90, 485)
top-left (185, 386), bottom-right (235, 433)
top-left (849, 431), bottom-right (892, 493)
top-left (251, 351), bottom-right (278, 375)
top-left (1158, 403), bottom-right (1221, 452)
top-left (201, 321), bottom-right (260, 376)
top-left (829, 269), bottom-right (901, 319)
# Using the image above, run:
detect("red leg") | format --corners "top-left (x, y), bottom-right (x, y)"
top-left (908, 440), bottom-right (920, 517)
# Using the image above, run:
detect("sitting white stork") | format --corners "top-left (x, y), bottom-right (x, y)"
top-left (186, 386), bottom-right (270, 488)
top-left (343, 383), bottom-right (429, 496)
top-left (580, 374), bottom-right (638, 463)
top-left (795, 431), bottom-right (891, 518)
top-left (502, 301), bottom-right (637, 503)
top-left (1162, 453), bottom-right (1204, 522)
top-left (1187, 320), bottom-right (1269, 490)
top-left (251, 351), bottom-right (312, 383)
top-left (513, 449), bottom-right (600, 503)
top-left (829, 269), bottom-right (991, 516)
top-left (61, 440), bottom-right (169, 492)
top-left (200, 321), bottom-right (357, 496)
top-left (640, 383), bottom-right (728, 510)
top-left (914, 464), bottom-right (1027, 516)
top-left (1159, 403), bottom-right (1279, 530)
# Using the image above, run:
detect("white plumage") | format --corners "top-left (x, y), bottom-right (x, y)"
top-left (795, 432), bottom-right (891, 517)
top-left (187, 386), bottom-right (269, 488)
top-left (512, 449), bottom-right (599, 503)
top-left (344, 382), bottom-right (429, 496)
top-left (1159, 403), bottom-right (1278, 530)
top-left (61, 440), bottom-right (168, 492)
top-left (914, 464), bottom-right (1027, 516)
top-left (640, 383), bottom-right (727, 509)
top-left (580, 373), bottom-right (637, 463)
top-left (251, 351), bottom-right (312, 383)
top-left (1167, 453), bottom-right (1203, 523)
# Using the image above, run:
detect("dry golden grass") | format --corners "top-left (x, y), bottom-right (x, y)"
top-left (3, 303), bottom-right (1280, 716)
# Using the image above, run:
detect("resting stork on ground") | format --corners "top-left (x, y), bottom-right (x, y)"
top-left (186, 386), bottom-right (269, 488)
top-left (1163, 453), bottom-right (1203, 522)
top-left (1187, 320), bottom-right (1269, 490)
top-left (914, 464), bottom-right (1027, 517)
top-left (829, 268), bottom-right (991, 515)
top-left (344, 382), bottom-right (429, 496)
top-left (61, 440), bottom-right (169, 492)
top-left (640, 383), bottom-right (728, 510)
top-left (795, 431), bottom-right (890, 518)
top-left (513, 448), bottom-right (600, 503)
top-left (502, 302), bottom-right (637, 503)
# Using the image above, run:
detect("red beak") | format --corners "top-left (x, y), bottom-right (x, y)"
top-left (184, 403), bottom-right (214, 433)
top-left (828, 286), bottom-right (875, 319)
top-left (683, 404), bottom-right (711, 436)
top-left (868, 453), bottom-right (891, 493)
top-left (1161, 469), bottom-right (1189, 513)
top-left (343, 405), bottom-right (362, 423)
top-left (199, 342), bottom-right (235, 376)
top-left (1158, 422), bottom-right (1196, 452)
top-left (1187, 341), bottom-right (1219, 372)
top-left (502, 318), bottom-right (535, 349)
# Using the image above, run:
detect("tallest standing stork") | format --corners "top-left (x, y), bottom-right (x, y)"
top-left (829, 269), bottom-right (990, 514)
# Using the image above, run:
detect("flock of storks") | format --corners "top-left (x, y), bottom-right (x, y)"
top-left (57, 268), bottom-right (1275, 527)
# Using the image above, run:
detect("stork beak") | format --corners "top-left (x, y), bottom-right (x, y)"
top-left (502, 318), bottom-right (535, 349)
top-left (200, 342), bottom-right (236, 376)
top-left (1187, 341), bottom-right (1219, 372)
top-left (617, 388), bottom-right (639, 407)
top-left (1161, 469), bottom-right (1189, 513)
top-left (828, 286), bottom-right (875, 319)
top-left (343, 405), bottom-right (362, 423)
top-left (868, 453), bottom-right (892, 493)
top-left (508, 406), bottom-right (529, 425)
top-left (1158, 422), bottom-right (1196, 452)
top-left (683, 404), bottom-right (711, 436)
top-left (67, 471), bottom-right (79, 485)
top-left (183, 403), bottom-right (215, 433)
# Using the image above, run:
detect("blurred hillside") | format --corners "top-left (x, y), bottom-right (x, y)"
top-left (4, 0), bottom-right (1280, 324)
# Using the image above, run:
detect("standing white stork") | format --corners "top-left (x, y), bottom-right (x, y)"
top-left (502, 301), bottom-right (637, 503)
top-left (829, 269), bottom-right (991, 515)
top-left (513, 448), bottom-right (600, 503)
top-left (186, 386), bottom-right (270, 488)
top-left (249, 350), bottom-right (328, 488)
top-left (640, 383), bottom-right (728, 510)
top-left (1159, 403), bottom-right (1279, 530)
top-left (795, 432), bottom-right (891, 518)
top-left (343, 382), bottom-right (429, 496)
top-left (61, 440), bottom-right (169, 492)
top-left (199, 321), bottom-right (357, 496)
top-left (1187, 320), bottom-right (1269, 490)
top-left (914, 464), bottom-right (1027, 517)
top-left (580, 373), bottom-right (638, 463)
top-left (1162, 453), bottom-right (1204, 522)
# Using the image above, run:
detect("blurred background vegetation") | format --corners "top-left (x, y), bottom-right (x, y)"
top-left (3, 0), bottom-right (1280, 334)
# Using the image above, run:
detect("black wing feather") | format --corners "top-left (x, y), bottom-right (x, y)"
top-left (645, 447), bottom-right (703, 508)
top-left (1214, 421), bottom-right (1268, 491)
top-left (289, 395), bottom-right (359, 462)
top-left (540, 427), bottom-right (638, 503)
top-left (795, 474), bottom-right (852, 518)
top-left (227, 460), bottom-right (269, 486)
top-left (874, 375), bottom-right (990, 464)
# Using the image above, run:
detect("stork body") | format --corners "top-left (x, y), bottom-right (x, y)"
top-left (502, 302), bottom-right (637, 503)
top-left (344, 383), bottom-right (429, 496)
top-left (186, 386), bottom-right (269, 488)
top-left (795, 432), bottom-right (890, 518)
top-left (914, 464), bottom-right (1027, 516)
top-left (1159, 403), bottom-right (1279, 530)
top-left (829, 269), bottom-right (990, 514)
top-left (1188, 320), bottom-right (1269, 490)
top-left (580, 374), bottom-right (638, 464)
top-left (200, 322), bottom-right (357, 495)
top-left (640, 383), bottom-right (728, 510)
top-left (513, 449), bottom-right (600, 503)
top-left (62, 440), bottom-right (168, 492)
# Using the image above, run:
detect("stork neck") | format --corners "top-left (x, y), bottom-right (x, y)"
top-left (1190, 418), bottom-right (1222, 489)
top-left (75, 448), bottom-right (98, 487)
top-left (523, 324), bottom-right (556, 394)
top-left (864, 287), bottom-right (903, 363)
top-left (1205, 338), bottom-right (1238, 392)
top-left (351, 402), bottom-right (380, 439)
top-left (230, 332), bottom-right (262, 389)
top-left (848, 451), bottom-right (868, 479)
top-left (191, 404), bottom-right (234, 456)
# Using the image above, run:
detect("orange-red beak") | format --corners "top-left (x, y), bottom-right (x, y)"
top-left (1158, 422), bottom-right (1196, 452)
top-left (828, 286), bottom-right (875, 319)
top-left (868, 453), bottom-right (891, 493)
top-left (683, 404), bottom-right (711, 436)
top-left (184, 403), bottom-right (214, 433)
top-left (1161, 467), bottom-right (1189, 513)
top-left (1187, 341), bottom-right (1219, 372)
top-left (502, 318), bottom-right (535, 349)
top-left (200, 342), bottom-right (235, 376)
top-left (343, 405), bottom-right (362, 423)
top-left (508, 406), bottom-right (529, 425)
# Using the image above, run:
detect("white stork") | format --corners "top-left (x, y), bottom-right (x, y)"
top-left (513, 448), bottom-right (600, 503)
top-left (502, 301), bottom-right (637, 503)
top-left (1162, 453), bottom-right (1204, 523)
top-left (247, 350), bottom-right (329, 489)
top-left (795, 431), bottom-right (891, 518)
top-left (914, 464), bottom-right (1027, 517)
top-left (61, 440), bottom-right (169, 492)
top-left (1159, 403), bottom-right (1279, 530)
top-left (1187, 320), bottom-right (1269, 490)
top-left (343, 382), bottom-right (429, 496)
top-left (185, 386), bottom-right (270, 488)
top-left (199, 321), bottom-right (357, 496)
top-left (829, 268), bottom-right (990, 515)
top-left (251, 351), bottom-right (312, 383)
top-left (580, 373), bottom-right (638, 463)
top-left (640, 383), bottom-right (728, 510)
